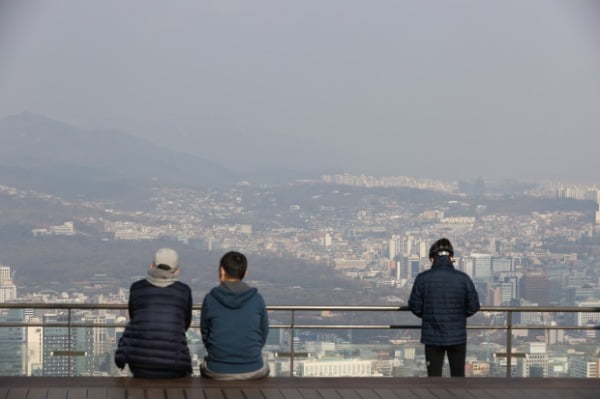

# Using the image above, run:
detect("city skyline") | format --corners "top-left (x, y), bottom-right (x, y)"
top-left (1, 174), bottom-right (598, 303)
top-left (1, 173), bottom-right (599, 378)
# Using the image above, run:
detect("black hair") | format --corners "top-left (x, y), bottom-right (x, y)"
top-left (220, 251), bottom-right (247, 280)
top-left (429, 238), bottom-right (454, 258)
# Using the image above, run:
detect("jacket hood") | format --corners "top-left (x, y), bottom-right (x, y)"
top-left (209, 281), bottom-right (258, 309)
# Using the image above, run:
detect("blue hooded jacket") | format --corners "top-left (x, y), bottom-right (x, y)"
top-left (408, 256), bottom-right (480, 346)
top-left (201, 281), bottom-right (269, 374)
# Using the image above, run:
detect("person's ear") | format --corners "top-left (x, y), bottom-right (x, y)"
top-left (219, 266), bottom-right (225, 281)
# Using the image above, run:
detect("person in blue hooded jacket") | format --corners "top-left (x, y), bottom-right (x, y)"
top-left (200, 251), bottom-right (269, 380)
top-left (408, 238), bottom-right (480, 377)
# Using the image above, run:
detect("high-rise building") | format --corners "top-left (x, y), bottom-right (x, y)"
top-left (42, 313), bottom-right (74, 376)
top-left (468, 254), bottom-right (492, 281)
top-left (510, 299), bottom-right (542, 325)
top-left (545, 321), bottom-right (565, 345)
top-left (42, 313), bottom-right (93, 376)
top-left (25, 320), bottom-right (43, 376)
top-left (0, 266), bottom-right (9, 281)
top-left (516, 343), bottom-right (548, 377)
top-left (399, 256), bottom-right (421, 280)
top-left (492, 257), bottom-right (514, 274)
top-left (520, 271), bottom-right (550, 305)
top-left (388, 236), bottom-right (398, 260)
top-left (0, 266), bottom-right (17, 302)
top-left (323, 232), bottom-right (332, 249)
top-left (570, 357), bottom-right (600, 378)
top-left (575, 301), bottom-right (600, 328)
top-left (403, 236), bottom-right (414, 257)
top-left (0, 309), bottom-right (24, 375)
top-left (486, 281), bottom-right (514, 306)
top-left (418, 242), bottom-right (428, 259)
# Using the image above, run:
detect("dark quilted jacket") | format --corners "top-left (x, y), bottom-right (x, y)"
top-left (115, 279), bottom-right (192, 373)
top-left (408, 257), bottom-right (480, 346)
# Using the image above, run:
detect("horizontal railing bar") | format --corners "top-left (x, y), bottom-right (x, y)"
top-left (0, 303), bottom-right (130, 310)
top-left (0, 322), bottom-right (199, 328)
top-left (1, 304), bottom-right (598, 331)
top-left (1, 303), bottom-right (599, 313)
top-left (465, 325), bottom-right (600, 330)
top-left (0, 322), bottom-right (597, 330)
top-left (266, 324), bottom-right (599, 330)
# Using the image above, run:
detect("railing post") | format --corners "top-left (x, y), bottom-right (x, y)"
top-left (506, 310), bottom-right (512, 378)
top-left (67, 308), bottom-right (72, 377)
top-left (290, 309), bottom-right (295, 377)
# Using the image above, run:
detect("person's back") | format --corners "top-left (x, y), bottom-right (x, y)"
top-left (408, 238), bottom-right (480, 377)
top-left (410, 258), bottom-right (479, 345)
top-left (115, 248), bottom-right (192, 378)
top-left (200, 251), bottom-right (269, 380)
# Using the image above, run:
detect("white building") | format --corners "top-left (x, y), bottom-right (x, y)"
top-left (49, 222), bottom-right (75, 236)
top-left (466, 254), bottom-right (492, 281)
top-left (570, 357), bottom-right (600, 378)
top-left (0, 266), bottom-right (17, 302)
top-left (333, 259), bottom-right (368, 270)
top-left (516, 343), bottom-right (548, 377)
top-left (576, 302), bottom-right (600, 327)
top-left (26, 321), bottom-right (44, 376)
top-left (296, 359), bottom-right (372, 377)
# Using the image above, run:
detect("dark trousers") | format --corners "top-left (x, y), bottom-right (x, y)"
top-left (425, 343), bottom-right (466, 377)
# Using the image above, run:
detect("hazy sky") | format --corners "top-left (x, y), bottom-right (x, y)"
top-left (1, 1), bottom-right (599, 182)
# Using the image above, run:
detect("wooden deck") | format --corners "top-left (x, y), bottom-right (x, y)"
top-left (1, 377), bottom-right (599, 399)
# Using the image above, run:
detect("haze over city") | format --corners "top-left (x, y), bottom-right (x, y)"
top-left (1, 1), bottom-right (600, 182)
top-left (2, 0), bottom-right (600, 381)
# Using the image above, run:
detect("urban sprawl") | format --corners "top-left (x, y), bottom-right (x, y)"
top-left (1, 174), bottom-right (599, 377)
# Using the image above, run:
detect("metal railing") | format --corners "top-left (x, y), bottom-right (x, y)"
top-left (1, 303), bottom-right (599, 377)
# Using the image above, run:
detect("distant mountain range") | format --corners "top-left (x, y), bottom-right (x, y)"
top-left (0, 112), bottom-right (241, 201)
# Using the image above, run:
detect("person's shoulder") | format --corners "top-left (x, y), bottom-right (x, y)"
top-left (130, 279), bottom-right (149, 290)
top-left (173, 280), bottom-right (191, 289)
top-left (241, 285), bottom-right (265, 305)
top-left (201, 285), bottom-right (220, 301)
top-left (252, 290), bottom-right (267, 309)
top-left (253, 289), bottom-right (265, 301)
top-left (414, 268), bottom-right (433, 280)
top-left (169, 281), bottom-right (192, 293)
top-left (449, 268), bottom-right (475, 283)
top-left (451, 268), bottom-right (471, 278)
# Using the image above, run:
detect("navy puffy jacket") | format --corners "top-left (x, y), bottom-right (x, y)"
top-left (408, 257), bottom-right (480, 346)
top-left (201, 281), bottom-right (269, 374)
top-left (115, 279), bottom-right (192, 373)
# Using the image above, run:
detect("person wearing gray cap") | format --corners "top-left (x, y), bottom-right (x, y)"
top-left (115, 248), bottom-right (193, 378)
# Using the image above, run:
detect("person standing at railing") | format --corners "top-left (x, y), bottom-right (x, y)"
top-left (200, 251), bottom-right (269, 380)
top-left (408, 238), bottom-right (480, 377)
top-left (114, 248), bottom-right (193, 378)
